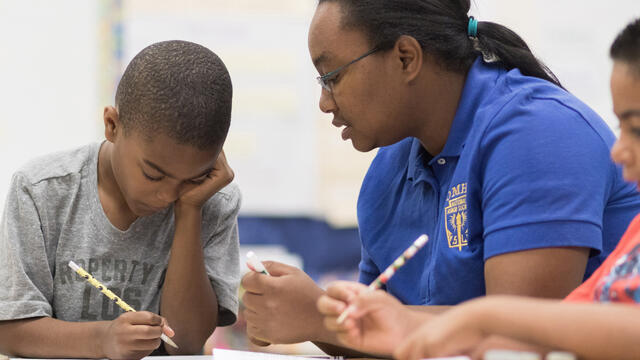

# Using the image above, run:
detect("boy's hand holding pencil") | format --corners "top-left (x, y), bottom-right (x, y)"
top-left (68, 261), bottom-right (177, 359)
top-left (100, 311), bottom-right (175, 360)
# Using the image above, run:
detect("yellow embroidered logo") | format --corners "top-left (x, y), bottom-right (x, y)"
top-left (445, 183), bottom-right (468, 251)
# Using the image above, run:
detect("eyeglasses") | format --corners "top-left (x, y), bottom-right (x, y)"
top-left (316, 47), bottom-right (380, 93)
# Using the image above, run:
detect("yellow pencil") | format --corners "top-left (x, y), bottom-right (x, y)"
top-left (68, 260), bottom-right (178, 349)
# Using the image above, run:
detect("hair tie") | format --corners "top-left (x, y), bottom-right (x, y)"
top-left (467, 16), bottom-right (478, 38)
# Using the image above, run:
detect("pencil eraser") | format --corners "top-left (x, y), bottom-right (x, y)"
top-left (68, 261), bottom-right (80, 271)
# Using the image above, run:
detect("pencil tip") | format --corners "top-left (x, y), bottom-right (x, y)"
top-left (161, 334), bottom-right (179, 348)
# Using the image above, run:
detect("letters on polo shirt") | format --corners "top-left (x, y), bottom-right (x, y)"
top-left (445, 183), bottom-right (468, 251)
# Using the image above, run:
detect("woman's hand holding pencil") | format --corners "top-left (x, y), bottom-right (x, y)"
top-left (242, 258), bottom-right (329, 345)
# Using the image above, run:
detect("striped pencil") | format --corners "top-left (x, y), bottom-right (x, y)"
top-left (337, 234), bottom-right (429, 324)
top-left (68, 261), bottom-right (179, 349)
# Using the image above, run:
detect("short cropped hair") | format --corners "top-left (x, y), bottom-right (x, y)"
top-left (115, 40), bottom-right (232, 150)
top-left (611, 18), bottom-right (640, 76)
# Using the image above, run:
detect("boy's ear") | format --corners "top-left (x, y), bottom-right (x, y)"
top-left (394, 35), bottom-right (423, 83)
top-left (103, 106), bottom-right (120, 143)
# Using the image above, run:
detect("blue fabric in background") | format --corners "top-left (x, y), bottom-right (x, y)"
top-left (238, 216), bottom-right (361, 280)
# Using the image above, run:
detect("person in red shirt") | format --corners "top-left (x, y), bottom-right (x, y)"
top-left (317, 18), bottom-right (640, 360)
top-left (565, 216), bottom-right (640, 303)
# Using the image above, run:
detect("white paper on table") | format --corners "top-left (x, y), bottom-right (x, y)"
top-left (212, 348), bottom-right (470, 360)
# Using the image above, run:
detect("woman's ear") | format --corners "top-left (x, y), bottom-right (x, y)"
top-left (103, 106), bottom-right (120, 142)
top-left (394, 35), bottom-right (423, 83)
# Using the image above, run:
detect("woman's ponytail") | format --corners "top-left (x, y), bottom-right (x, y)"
top-left (475, 21), bottom-right (562, 87)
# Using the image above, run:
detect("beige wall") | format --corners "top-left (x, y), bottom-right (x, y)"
top-left (1, 0), bottom-right (639, 227)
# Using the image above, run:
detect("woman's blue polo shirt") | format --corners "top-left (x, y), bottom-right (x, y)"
top-left (357, 58), bottom-right (640, 305)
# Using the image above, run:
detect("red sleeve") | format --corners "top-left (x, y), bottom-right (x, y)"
top-left (565, 214), bottom-right (640, 303)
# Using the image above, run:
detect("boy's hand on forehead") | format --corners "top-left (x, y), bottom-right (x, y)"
top-left (176, 149), bottom-right (234, 210)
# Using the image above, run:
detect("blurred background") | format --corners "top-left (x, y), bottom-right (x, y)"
top-left (1, 0), bottom-right (639, 355)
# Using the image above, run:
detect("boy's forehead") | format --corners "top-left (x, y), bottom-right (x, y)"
top-left (131, 128), bottom-right (219, 151)
top-left (125, 131), bottom-right (220, 177)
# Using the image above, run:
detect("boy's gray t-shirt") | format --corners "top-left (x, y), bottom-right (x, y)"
top-left (0, 142), bottom-right (241, 326)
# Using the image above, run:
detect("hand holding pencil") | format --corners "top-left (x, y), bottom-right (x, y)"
top-left (316, 235), bottom-right (431, 357)
top-left (68, 261), bottom-right (178, 359)
top-left (241, 254), bottom-right (329, 346)
top-left (100, 310), bottom-right (175, 359)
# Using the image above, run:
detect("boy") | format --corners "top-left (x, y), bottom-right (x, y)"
top-left (0, 40), bottom-right (240, 359)
top-left (319, 17), bottom-right (640, 360)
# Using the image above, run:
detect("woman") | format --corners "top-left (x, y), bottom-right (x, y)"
top-left (318, 17), bottom-right (640, 360)
top-left (241, 1), bottom-right (640, 355)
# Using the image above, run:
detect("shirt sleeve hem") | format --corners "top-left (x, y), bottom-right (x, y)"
top-left (213, 289), bottom-right (239, 327)
top-left (0, 302), bottom-right (51, 321)
top-left (483, 220), bottom-right (602, 261)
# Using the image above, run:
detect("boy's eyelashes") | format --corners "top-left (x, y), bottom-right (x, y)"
top-left (187, 178), bottom-right (206, 185)
top-left (142, 170), bottom-right (210, 185)
top-left (187, 172), bottom-right (211, 185)
top-left (142, 171), bottom-right (163, 182)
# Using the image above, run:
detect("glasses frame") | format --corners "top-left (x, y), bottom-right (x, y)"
top-left (316, 46), bottom-right (380, 93)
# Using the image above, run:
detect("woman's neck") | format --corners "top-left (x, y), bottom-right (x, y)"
top-left (412, 65), bottom-right (468, 156)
